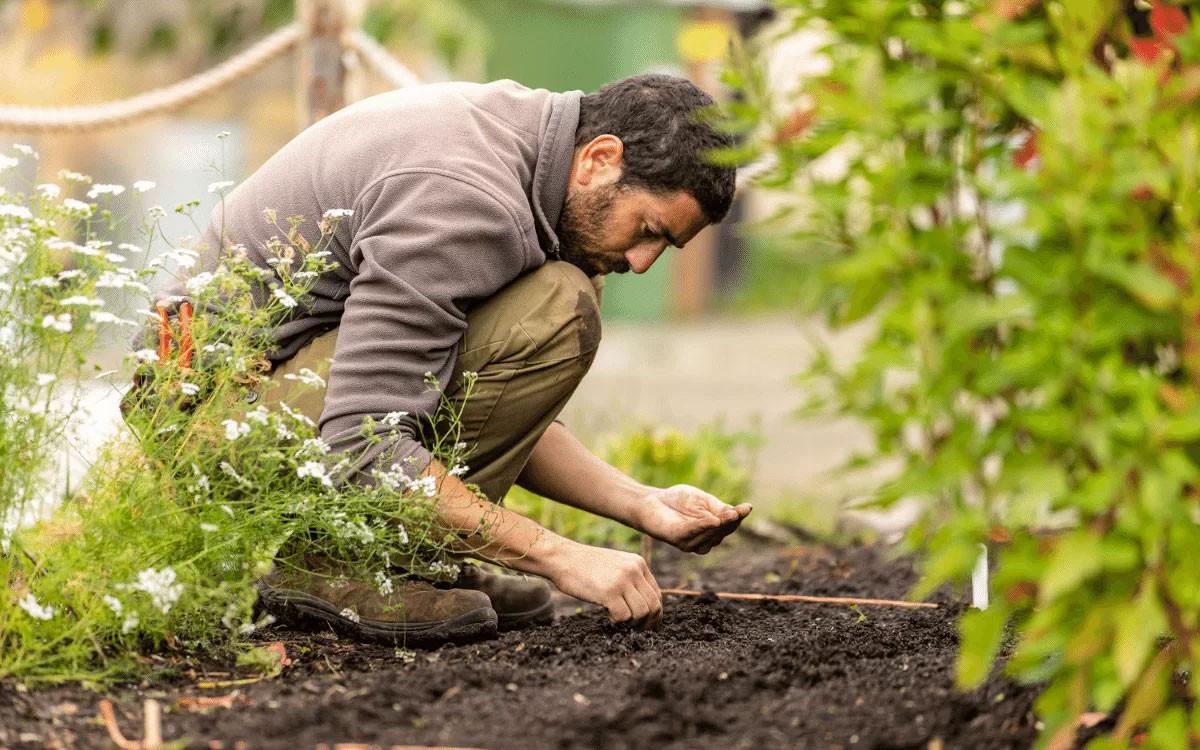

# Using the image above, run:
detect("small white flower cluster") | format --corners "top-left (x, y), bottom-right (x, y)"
top-left (42, 313), bottom-right (71, 333)
top-left (340, 607), bottom-right (361, 623)
top-left (103, 595), bottom-right (140, 634)
top-left (18, 592), bottom-right (54, 621)
top-left (380, 410), bottom-right (408, 427)
top-left (132, 567), bottom-right (184, 615)
top-left (374, 570), bottom-right (395, 596)
top-left (297, 460), bottom-right (334, 488)
top-left (86, 183), bottom-right (125, 199)
top-left (326, 511), bottom-right (376, 544)
top-left (322, 208), bottom-right (354, 220)
top-left (0, 203), bottom-right (33, 221)
top-left (222, 419), bottom-right (251, 441)
top-left (283, 367), bottom-right (325, 388)
top-left (185, 271), bottom-right (216, 295)
top-left (132, 180), bottom-right (156, 193)
top-left (426, 561), bottom-right (461, 581)
top-left (954, 391), bottom-right (1010, 437)
top-left (207, 180), bottom-right (236, 194)
top-left (272, 287), bottom-right (298, 309)
top-left (61, 198), bottom-right (92, 216)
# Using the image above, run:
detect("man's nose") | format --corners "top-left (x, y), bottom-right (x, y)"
top-left (625, 243), bottom-right (666, 274)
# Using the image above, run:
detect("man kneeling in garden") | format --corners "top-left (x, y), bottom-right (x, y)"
top-left (179, 75), bottom-right (752, 645)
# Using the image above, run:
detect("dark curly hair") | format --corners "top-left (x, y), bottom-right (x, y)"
top-left (575, 74), bottom-right (736, 223)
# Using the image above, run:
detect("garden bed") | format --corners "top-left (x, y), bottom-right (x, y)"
top-left (1, 542), bottom-right (1051, 749)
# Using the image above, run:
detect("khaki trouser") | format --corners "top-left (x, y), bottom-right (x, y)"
top-left (259, 261), bottom-right (603, 502)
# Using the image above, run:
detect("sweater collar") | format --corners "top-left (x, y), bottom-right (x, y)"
top-left (530, 90), bottom-right (581, 258)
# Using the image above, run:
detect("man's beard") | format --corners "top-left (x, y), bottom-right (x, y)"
top-left (555, 183), bottom-right (629, 276)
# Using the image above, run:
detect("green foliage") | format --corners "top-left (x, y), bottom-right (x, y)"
top-left (0, 149), bottom-right (466, 684)
top-left (505, 421), bottom-right (761, 550)
top-left (728, 1), bottom-right (1200, 744)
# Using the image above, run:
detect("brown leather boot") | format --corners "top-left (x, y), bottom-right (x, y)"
top-left (258, 560), bottom-right (497, 647)
top-left (446, 563), bottom-right (554, 631)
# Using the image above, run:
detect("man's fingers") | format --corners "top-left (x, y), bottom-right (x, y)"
top-left (641, 568), bottom-right (663, 629)
top-left (608, 596), bottom-right (633, 624)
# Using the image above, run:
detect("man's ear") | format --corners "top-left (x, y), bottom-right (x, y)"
top-left (572, 135), bottom-right (624, 187)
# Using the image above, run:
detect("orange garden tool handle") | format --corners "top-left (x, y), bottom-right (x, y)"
top-left (156, 305), bottom-right (172, 364)
top-left (177, 301), bottom-right (194, 369)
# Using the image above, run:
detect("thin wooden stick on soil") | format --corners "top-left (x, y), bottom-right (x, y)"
top-left (661, 588), bottom-right (939, 609)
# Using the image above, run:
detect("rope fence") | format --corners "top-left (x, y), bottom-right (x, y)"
top-left (0, 20), bottom-right (424, 134)
top-left (342, 29), bottom-right (423, 90)
top-left (0, 23), bottom-right (305, 134)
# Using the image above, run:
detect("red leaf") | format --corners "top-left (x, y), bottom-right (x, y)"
top-left (1151, 2), bottom-right (1189, 38)
top-left (1012, 130), bottom-right (1038, 169)
top-left (1130, 36), bottom-right (1169, 64)
top-left (1130, 184), bottom-right (1155, 201)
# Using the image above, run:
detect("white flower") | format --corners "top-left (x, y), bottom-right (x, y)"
top-left (12, 143), bottom-right (38, 158)
top-left (31, 276), bottom-right (58, 288)
top-left (148, 205), bottom-right (166, 219)
top-left (448, 463), bottom-right (468, 477)
top-left (18, 593), bottom-right (54, 620)
top-left (207, 180), bottom-right (236, 193)
top-left (36, 184), bottom-right (60, 199)
top-left (301, 437), bottom-right (330, 455)
top-left (222, 419), bottom-right (251, 441)
top-left (396, 524), bottom-right (409, 546)
top-left (283, 367), bottom-right (325, 388)
top-left (168, 248), bottom-right (198, 270)
top-left (132, 180), bottom-right (156, 193)
top-left (87, 183), bottom-right (125, 199)
top-left (117, 242), bottom-right (145, 254)
top-left (322, 208), bottom-right (354, 220)
top-left (35, 373), bottom-right (56, 386)
top-left (272, 288), bottom-right (298, 309)
top-left (186, 272), bottom-right (216, 295)
top-left (200, 523), bottom-right (219, 533)
top-left (381, 410), bottom-right (408, 427)
top-left (374, 570), bottom-right (394, 596)
top-left (90, 312), bottom-right (137, 326)
top-left (297, 460), bottom-right (333, 488)
top-left (132, 348), bottom-right (159, 362)
top-left (59, 296), bottom-right (105, 307)
top-left (0, 204), bottom-right (33, 221)
top-left (0, 154), bottom-right (18, 171)
top-left (339, 607), bottom-right (361, 623)
top-left (42, 313), bottom-right (71, 333)
top-left (121, 613), bottom-right (140, 633)
top-left (57, 169), bottom-right (90, 183)
top-left (133, 567), bottom-right (183, 614)
top-left (103, 595), bottom-right (123, 615)
top-left (982, 453), bottom-right (1003, 484)
top-left (245, 406), bottom-right (269, 425)
top-left (280, 402), bottom-right (315, 427)
top-left (61, 198), bottom-right (93, 216)
top-left (180, 382), bottom-right (200, 396)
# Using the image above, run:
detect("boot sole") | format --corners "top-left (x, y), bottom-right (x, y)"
top-left (498, 599), bottom-right (555, 631)
top-left (258, 586), bottom-right (498, 648)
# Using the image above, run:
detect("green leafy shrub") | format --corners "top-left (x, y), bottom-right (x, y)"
top-left (505, 421), bottom-right (760, 550)
top-left (0, 152), bottom-right (467, 683)
top-left (728, 1), bottom-right (1200, 745)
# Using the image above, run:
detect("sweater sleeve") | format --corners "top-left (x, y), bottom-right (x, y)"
top-left (317, 171), bottom-right (533, 484)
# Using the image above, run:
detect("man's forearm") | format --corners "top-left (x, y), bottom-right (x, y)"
top-left (516, 421), bottom-right (651, 531)
top-left (421, 458), bottom-right (571, 580)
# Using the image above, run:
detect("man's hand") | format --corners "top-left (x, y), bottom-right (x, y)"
top-left (637, 484), bottom-right (753, 554)
top-left (546, 540), bottom-right (662, 628)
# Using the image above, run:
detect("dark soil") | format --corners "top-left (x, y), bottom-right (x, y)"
top-left (0, 542), bottom-right (1046, 750)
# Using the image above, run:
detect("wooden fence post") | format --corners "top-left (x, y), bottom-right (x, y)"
top-left (296, 0), bottom-right (347, 129)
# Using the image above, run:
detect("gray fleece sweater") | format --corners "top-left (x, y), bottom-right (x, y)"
top-left (193, 80), bottom-right (582, 480)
